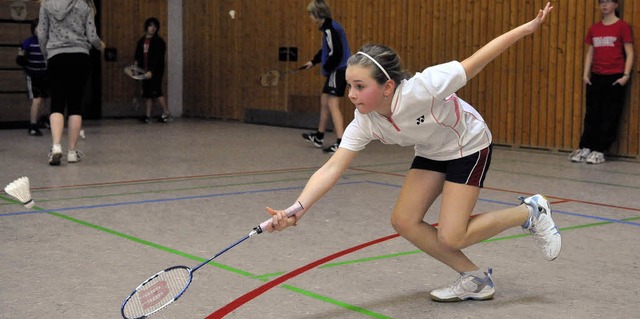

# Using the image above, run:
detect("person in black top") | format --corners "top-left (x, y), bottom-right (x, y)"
top-left (134, 17), bottom-right (172, 123)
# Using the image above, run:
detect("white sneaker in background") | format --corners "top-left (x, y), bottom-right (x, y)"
top-left (569, 148), bottom-right (590, 162)
top-left (67, 150), bottom-right (85, 163)
top-left (48, 144), bottom-right (62, 166)
top-left (585, 151), bottom-right (605, 164)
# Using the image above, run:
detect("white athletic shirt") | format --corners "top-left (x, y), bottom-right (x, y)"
top-left (341, 61), bottom-right (492, 161)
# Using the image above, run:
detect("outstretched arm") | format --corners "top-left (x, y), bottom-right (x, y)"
top-left (461, 2), bottom-right (553, 81)
top-left (266, 148), bottom-right (358, 232)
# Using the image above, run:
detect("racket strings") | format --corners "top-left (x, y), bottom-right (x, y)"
top-left (122, 268), bottom-right (191, 318)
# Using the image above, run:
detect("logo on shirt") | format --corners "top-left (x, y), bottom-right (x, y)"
top-left (592, 36), bottom-right (617, 48)
top-left (416, 115), bottom-right (425, 125)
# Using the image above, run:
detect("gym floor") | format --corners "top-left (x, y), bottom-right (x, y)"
top-left (1, 119), bottom-right (638, 319)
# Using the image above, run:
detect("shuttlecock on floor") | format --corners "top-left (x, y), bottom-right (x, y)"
top-left (4, 176), bottom-right (34, 208)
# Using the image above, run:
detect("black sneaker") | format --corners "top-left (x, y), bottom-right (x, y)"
top-left (302, 132), bottom-right (323, 148)
top-left (323, 142), bottom-right (339, 153)
top-left (139, 116), bottom-right (151, 124)
top-left (28, 126), bottom-right (43, 136)
top-left (38, 115), bottom-right (50, 129)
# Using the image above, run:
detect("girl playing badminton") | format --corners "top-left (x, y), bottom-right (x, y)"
top-left (268, 2), bottom-right (560, 302)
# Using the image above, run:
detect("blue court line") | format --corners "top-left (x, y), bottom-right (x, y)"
top-left (3, 179), bottom-right (639, 227)
top-left (365, 181), bottom-right (640, 227)
top-left (0, 181), bottom-right (365, 217)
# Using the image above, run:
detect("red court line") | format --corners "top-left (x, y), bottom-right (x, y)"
top-left (349, 168), bottom-right (640, 212)
top-left (205, 233), bottom-right (400, 318)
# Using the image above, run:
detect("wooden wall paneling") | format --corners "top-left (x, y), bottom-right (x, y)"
top-left (528, 1), bottom-right (541, 146)
top-left (476, 0), bottom-right (489, 127)
top-left (536, 1), bottom-right (555, 148)
top-left (0, 49), bottom-right (20, 69)
top-left (417, 0), bottom-right (431, 70)
top-left (220, 0), bottom-right (241, 119)
top-left (618, 0), bottom-right (638, 157)
top-left (629, 0), bottom-right (640, 157)
top-left (294, 1), bottom-right (322, 98)
top-left (513, 0), bottom-right (525, 145)
top-left (103, 0), bottom-right (640, 158)
top-left (288, 0), bottom-right (319, 112)
top-left (571, 0), bottom-right (587, 150)
top-left (562, 1), bottom-right (578, 150)
top-left (460, 0), bottom-right (472, 113)
top-left (520, 0), bottom-right (534, 146)
top-left (505, 0), bottom-right (518, 145)
top-left (386, 0), bottom-right (396, 46)
top-left (403, 0), bottom-right (417, 71)
top-left (495, 0), bottom-right (506, 144)
top-left (0, 70), bottom-right (25, 92)
top-left (548, 0), bottom-right (560, 149)
top-left (1, 23), bottom-right (31, 47)
top-left (0, 1), bottom-right (39, 21)
top-left (485, 0), bottom-right (498, 143)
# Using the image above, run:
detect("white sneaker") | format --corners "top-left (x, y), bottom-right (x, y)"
top-left (585, 151), bottom-right (605, 164)
top-left (48, 144), bottom-right (62, 166)
top-left (519, 194), bottom-right (562, 261)
top-left (67, 150), bottom-right (85, 163)
top-left (430, 268), bottom-right (495, 302)
top-left (569, 148), bottom-right (590, 162)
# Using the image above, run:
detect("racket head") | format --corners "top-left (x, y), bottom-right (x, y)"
top-left (124, 65), bottom-right (146, 80)
top-left (121, 266), bottom-right (193, 319)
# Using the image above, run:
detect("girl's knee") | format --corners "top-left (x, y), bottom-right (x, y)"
top-left (437, 232), bottom-right (465, 250)
top-left (390, 213), bottom-right (416, 234)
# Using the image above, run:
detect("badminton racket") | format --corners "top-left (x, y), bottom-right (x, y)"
top-left (120, 201), bottom-right (303, 319)
top-left (259, 65), bottom-right (307, 87)
top-left (124, 65), bottom-right (147, 80)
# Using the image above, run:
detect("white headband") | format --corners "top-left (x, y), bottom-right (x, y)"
top-left (357, 51), bottom-right (391, 81)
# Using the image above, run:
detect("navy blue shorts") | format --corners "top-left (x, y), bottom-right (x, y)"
top-left (322, 68), bottom-right (347, 97)
top-left (26, 75), bottom-right (50, 99)
top-left (410, 145), bottom-right (492, 187)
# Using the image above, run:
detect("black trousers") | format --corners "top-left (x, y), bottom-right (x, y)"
top-left (579, 73), bottom-right (627, 152)
top-left (47, 53), bottom-right (91, 116)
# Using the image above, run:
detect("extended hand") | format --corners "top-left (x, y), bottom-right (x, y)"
top-left (265, 207), bottom-right (298, 232)
top-left (523, 2), bottom-right (553, 35)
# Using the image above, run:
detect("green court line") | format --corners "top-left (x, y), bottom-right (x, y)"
top-left (47, 210), bottom-right (255, 278)
top-left (8, 203), bottom-right (640, 319)
top-left (38, 209), bottom-right (392, 318)
top-left (319, 215), bottom-right (640, 269)
top-left (4, 162), bottom-right (638, 319)
top-left (282, 285), bottom-right (394, 319)
top-left (252, 271), bottom-right (285, 281)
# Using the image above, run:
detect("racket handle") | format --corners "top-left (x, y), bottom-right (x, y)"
top-left (255, 201), bottom-right (304, 234)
